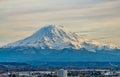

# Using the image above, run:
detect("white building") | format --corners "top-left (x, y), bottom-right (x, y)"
top-left (58, 69), bottom-right (67, 77)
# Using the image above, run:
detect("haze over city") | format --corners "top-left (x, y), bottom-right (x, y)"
top-left (0, 0), bottom-right (120, 47)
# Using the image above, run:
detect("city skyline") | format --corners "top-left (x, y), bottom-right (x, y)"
top-left (0, 0), bottom-right (120, 47)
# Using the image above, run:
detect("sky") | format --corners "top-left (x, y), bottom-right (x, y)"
top-left (0, 0), bottom-right (120, 47)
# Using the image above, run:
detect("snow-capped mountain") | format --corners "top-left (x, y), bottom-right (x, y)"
top-left (1, 25), bottom-right (120, 63)
top-left (4, 25), bottom-right (116, 51)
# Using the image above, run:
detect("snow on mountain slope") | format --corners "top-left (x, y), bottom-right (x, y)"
top-left (4, 25), bottom-right (116, 51)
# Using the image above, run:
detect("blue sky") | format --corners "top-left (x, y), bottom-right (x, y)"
top-left (0, 0), bottom-right (120, 46)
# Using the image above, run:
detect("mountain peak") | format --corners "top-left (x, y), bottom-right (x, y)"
top-left (4, 25), bottom-right (117, 51)
top-left (5, 25), bottom-right (83, 49)
top-left (37, 25), bottom-right (66, 32)
top-left (37, 25), bottom-right (61, 32)
top-left (32, 25), bottom-right (69, 37)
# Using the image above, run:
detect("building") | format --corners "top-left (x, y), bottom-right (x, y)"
top-left (58, 69), bottom-right (67, 77)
